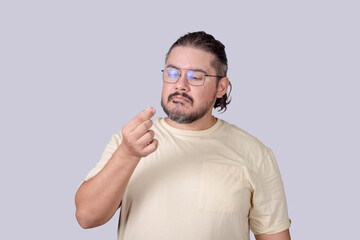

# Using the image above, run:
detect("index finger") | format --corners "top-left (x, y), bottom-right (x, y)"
top-left (126, 107), bottom-right (156, 132)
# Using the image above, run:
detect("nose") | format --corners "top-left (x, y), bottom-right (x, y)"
top-left (175, 72), bottom-right (190, 91)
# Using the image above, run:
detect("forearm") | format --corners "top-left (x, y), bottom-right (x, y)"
top-left (75, 145), bottom-right (140, 228)
top-left (255, 229), bottom-right (291, 240)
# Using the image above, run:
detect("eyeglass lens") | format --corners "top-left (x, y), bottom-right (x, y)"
top-left (163, 67), bottom-right (207, 86)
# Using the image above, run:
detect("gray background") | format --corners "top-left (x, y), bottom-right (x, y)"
top-left (1, 0), bottom-right (359, 239)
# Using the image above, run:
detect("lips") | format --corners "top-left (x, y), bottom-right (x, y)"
top-left (168, 92), bottom-right (193, 105)
top-left (173, 96), bottom-right (190, 102)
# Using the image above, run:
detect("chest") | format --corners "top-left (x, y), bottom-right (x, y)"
top-left (123, 141), bottom-right (253, 216)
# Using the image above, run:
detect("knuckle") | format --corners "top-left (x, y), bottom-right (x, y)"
top-left (140, 123), bottom-right (150, 132)
top-left (145, 131), bottom-right (155, 142)
top-left (138, 112), bottom-right (149, 121)
top-left (148, 130), bottom-right (155, 138)
top-left (141, 123), bottom-right (148, 132)
top-left (153, 139), bottom-right (159, 148)
top-left (146, 119), bottom-right (153, 127)
top-left (143, 120), bottom-right (152, 128)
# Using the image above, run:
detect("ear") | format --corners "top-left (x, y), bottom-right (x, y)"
top-left (216, 77), bottom-right (229, 98)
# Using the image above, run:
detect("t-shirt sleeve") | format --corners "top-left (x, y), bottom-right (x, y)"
top-left (249, 148), bottom-right (291, 235)
top-left (83, 132), bottom-right (123, 181)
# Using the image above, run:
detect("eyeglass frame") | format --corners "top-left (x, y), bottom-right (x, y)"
top-left (161, 66), bottom-right (225, 86)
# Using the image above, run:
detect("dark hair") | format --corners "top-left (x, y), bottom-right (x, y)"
top-left (165, 31), bottom-right (232, 112)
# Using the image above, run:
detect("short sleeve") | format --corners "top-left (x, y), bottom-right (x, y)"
top-left (83, 132), bottom-right (123, 181)
top-left (249, 148), bottom-right (291, 234)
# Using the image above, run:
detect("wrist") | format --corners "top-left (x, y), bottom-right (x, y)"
top-left (116, 144), bottom-right (141, 162)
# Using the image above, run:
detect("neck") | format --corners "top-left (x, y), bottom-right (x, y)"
top-left (164, 114), bottom-right (217, 131)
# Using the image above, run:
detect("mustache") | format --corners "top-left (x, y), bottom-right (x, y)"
top-left (168, 92), bottom-right (194, 104)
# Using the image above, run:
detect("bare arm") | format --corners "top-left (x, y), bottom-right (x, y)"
top-left (255, 229), bottom-right (291, 240)
top-left (75, 107), bottom-right (158, 229)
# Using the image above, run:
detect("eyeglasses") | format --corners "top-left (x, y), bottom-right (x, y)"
top-left (161, 67), bottom-right (225, 86)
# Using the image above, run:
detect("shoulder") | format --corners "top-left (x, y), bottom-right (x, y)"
top-left (219, 120), bottom-right (269, 151)
top-left (216, 120), bottom-right (272, 168)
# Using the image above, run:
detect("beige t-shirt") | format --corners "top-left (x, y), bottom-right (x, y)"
top-left (84, 118), bottom-right (291, 240)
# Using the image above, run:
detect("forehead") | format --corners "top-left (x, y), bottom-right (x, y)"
top-left (166, 46), bottom-right (215, 72)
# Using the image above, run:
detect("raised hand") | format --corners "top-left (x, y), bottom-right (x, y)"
top-left (119, 107), bottom-right (158, 158)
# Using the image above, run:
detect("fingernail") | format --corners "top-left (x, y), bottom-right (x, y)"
top-left (145, 107), bottom-right (155, 114)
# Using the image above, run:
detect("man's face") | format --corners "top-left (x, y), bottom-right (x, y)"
top-left (161, 46), bottom-right (221, 124)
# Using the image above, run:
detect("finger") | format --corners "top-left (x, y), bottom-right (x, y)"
top-left (125, 107), bottom-right (156, 132)
top-left (132, 120), bottom-right (153, 140)
top-left (142, 139), bottom-right (158, 156)
top-left (136, 130), bottom-right (155, 147)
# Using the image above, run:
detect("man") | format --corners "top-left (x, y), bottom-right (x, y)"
top-left (75, 31), bottom-right (291, 240)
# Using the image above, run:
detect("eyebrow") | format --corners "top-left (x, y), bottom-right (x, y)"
top-left (166, 64), bottom-right (207, 74)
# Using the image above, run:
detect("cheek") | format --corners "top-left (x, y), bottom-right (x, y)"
top-left (161, 84), bottom-right (171, 100)
top-left (196, 86), bottom-right (213, 99)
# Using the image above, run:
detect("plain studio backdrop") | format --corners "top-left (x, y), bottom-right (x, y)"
top-left (0, 0), bottom-right (359, 239)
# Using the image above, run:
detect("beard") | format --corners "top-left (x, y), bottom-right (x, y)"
top-left (161, 91), bottom-right (216, 124)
